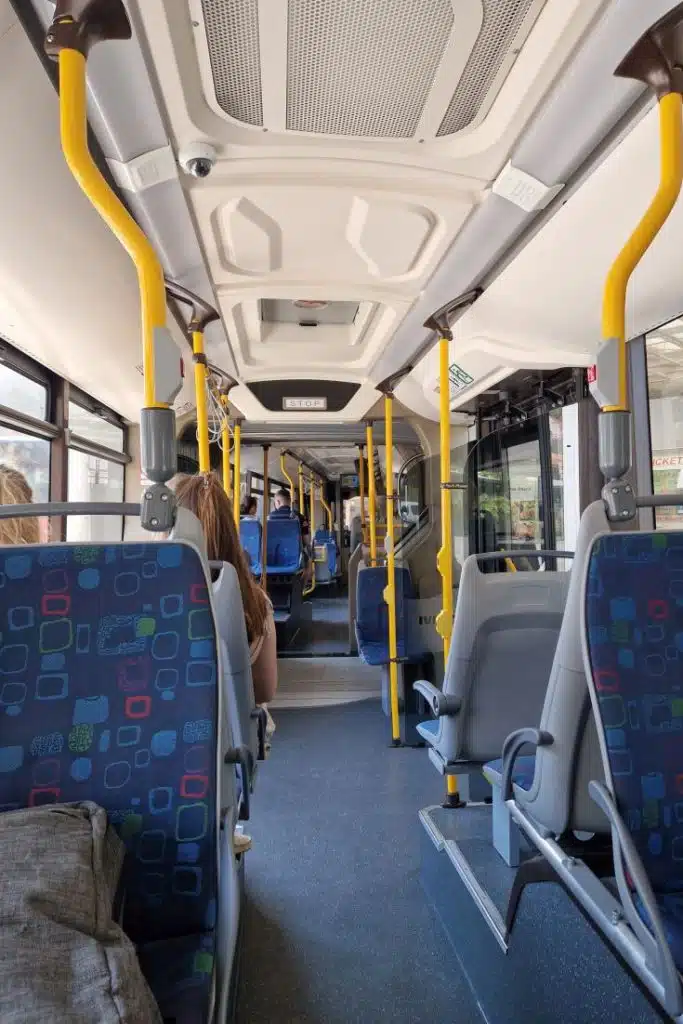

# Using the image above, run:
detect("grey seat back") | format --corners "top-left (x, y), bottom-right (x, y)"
top-left (347, 543), bottom-right (366, 654)
top-left (515, 501), bottom-right (609, 835)
top-left (436, 555), bottom-right (570, 764)
top-left (211, 561), bottom-right (258, 768)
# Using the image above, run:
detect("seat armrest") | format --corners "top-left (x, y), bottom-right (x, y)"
top-left (413, 680), bottom-right (461, 718)
top-left (589, 781), bottom-right (682, 1017)
top-left (501, 727), bottom-right (553, 800)
top-left (225, 745), bottom-right (252, 821)
top-left (251, 706), bottom-right (268, 760)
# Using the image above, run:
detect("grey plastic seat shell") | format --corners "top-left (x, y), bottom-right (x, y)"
top-left (418, 555), bottom-right (571, 766)
top-left (511, 501), bottom-right (610, 835)
top-left (211, 562), bottom-right (259, 773)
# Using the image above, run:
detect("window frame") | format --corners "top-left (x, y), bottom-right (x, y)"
top-left (0, 336), bottom-right (130, 540)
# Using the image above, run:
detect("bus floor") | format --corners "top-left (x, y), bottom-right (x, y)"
top-left (237, 700), bottom-right (482, 1024)
top-left (283, 591), bottom-right (350, 657)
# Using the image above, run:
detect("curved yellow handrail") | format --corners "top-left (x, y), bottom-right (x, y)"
top-left (58, 49), bottom-right (167, 409)
top-left (601, 92), bottom-right (683, 411)
top-left (280, 453), bottom-right (295, 504)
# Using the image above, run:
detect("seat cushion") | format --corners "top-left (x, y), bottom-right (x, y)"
top-left (483, 755), bottom-right (536, 792)
top-left (138, 933), bottom-right (215, 1024)
top-left (416, 719), bottom-right (440, 744)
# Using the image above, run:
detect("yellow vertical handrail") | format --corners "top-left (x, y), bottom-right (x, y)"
top-left (280, 453), bottom-right (295, 504)
top-left (601, 92), bottom-right (683, 411)
top-left (435, 336), bottom-right (454, 659)
top-left (320, 483), bottom-right (333, 533)
top-left (298, 462), bottom-right (304, 517)
top-left (383, 394), bottom-right (401, 744)
top-left (57, 49), bottom-right (167, 409)
top-left (366, 422), bottom-right (378, 564)
top-left (233, 421), bottom-right (241, 529)
top-left (261, 445), bottom-right (269, 590)
top-left (192, 330), bottom-right (210, 472)
top-left (220, 396), bottom-right (231, 498)
top-left (303, 473), bottom-right (315, 596)
top-left (359, 445), bottom-right (366, 541)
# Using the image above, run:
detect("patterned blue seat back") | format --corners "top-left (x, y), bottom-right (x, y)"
top-left (0, 542), bottom-right (218, 945)
top-left (585, 532), bottom-right (683, 893)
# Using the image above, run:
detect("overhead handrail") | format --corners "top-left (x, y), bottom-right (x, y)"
top-left (46, 0), bottom-right (181, 532)
top-left (592, 7), bottom-right (683, 522)
top-left (365, 421), bottom-right (378, 564)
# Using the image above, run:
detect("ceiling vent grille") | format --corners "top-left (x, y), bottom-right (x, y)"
top-left (286, 0), bottom-right (453, 137)
top-left (438, 0), bottom-right (541, 136)
top-left (201, 0), bottom-right (264, 126)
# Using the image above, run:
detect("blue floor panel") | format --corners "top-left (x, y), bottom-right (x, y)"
top-left (237, 701), bottom-right (484, 1023)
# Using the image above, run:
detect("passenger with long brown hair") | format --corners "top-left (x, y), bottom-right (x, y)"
top-left (0, 464), bottom-right (40, 545)
top-left (173, 472), bottom-right (277, 704)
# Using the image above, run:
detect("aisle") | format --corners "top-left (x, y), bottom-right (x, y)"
top-left (237, 701), bottom-right (482, 1024)
top-left (284, 593), bottom-right (350, 656)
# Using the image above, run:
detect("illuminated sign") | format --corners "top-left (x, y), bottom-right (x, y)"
top-left (283, 397), bottom-right (327, 411)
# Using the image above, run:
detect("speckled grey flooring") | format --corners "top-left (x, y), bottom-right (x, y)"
top-left (237, 701), bottom-right (483, 1024)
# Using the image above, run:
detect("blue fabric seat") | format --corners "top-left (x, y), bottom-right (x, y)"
top-left (239, 519), bottom-right (262, 576)
top-left (0, 541), bottom-right (221, 1022)
top-left (266, 518), bottom-right (302, 575)
top-left (483, 755), bottom-right (536, 792)
top-left (355, 566), bottom-right (426, 666)
top-left (584, 531), bottom-right (683, 973)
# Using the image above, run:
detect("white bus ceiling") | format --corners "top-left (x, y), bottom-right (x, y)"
top-left (5, 0), bottom-right (683, 428)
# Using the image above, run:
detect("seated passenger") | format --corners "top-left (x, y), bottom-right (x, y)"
top-left (241, 495), bottom-right (258, 520)
top-left (0, 464), bottom-right (42, 544)
top-left (270, 488), bottom-right (311, 582)
top-left (173, 473), bottom-right (277, 704)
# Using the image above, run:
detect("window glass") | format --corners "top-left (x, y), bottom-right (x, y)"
top-left (0, 425), bottom-right (50, 502)
top-left (647, 322), bottom-right (683, 529)
top-left (68, 401), bottom-right (124, 452)
top-left (66, 450), bottom-right (123, 542)
top-left (0, 363), bottom-right (47, 420)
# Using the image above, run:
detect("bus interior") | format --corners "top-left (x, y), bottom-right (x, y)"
top-left (2, 0), bottom-right (683, 1022)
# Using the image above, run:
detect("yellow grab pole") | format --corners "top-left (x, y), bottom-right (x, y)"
top-left (435, 336), bottom-right (454, 659)
top-left (220, 396), bottom-right (231, 498)
top-left (280, 453), bottom-right (295, 505)
top-left (383, 394), bottom-right (401, 744)
top-left (57, 49), bottom-right (166, 409)
top-left (298, 462), bottom-right (304, 516)
top-left (261, 445), bottom-right (269, 590)
top-left (192, 330), bottom-right (210, 472)
top-left (366, 422), bottom-right (378, 564)
top-left (358, 445), bottom-right (366, 541)
top-left (303, 473), bottom-right (315, 596)
top-left (320, 487), bottom-right (333, 533)
top-left (233, 421), bottom-right (242, 529)
top-left (601, 92), bottom-right (683, 411)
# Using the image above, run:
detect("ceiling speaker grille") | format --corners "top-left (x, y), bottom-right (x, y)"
top-left (201, 0), bottom-right (263, 126)
top-left (286, 0), bottom-right (453, 137)
top-left (438, 0), bottom-right (541, 136)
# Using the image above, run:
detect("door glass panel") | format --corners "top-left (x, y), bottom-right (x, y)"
top-left (549, 408), bottom-right (565, 551)
top-left (504, 439), bottom-right (543, 557)
top-left (646, 324), bottom-right (683, 528)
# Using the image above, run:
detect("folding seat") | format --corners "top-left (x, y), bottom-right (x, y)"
top-left (414, 549), bottom-right (572, 801)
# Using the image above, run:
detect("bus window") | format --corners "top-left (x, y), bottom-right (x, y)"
top-left (647, 321), bottom-right (683, 528)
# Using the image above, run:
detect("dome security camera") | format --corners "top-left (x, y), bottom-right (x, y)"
top-left (178, 142), bottom-right (217, 179)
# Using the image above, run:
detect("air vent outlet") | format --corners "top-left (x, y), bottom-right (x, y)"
top-left (438, 0), bottom-right (541, 136)
top-left (202, 0), bottom-right (264, 126)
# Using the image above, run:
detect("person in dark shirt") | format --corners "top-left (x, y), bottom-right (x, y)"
top-left (270, 489), bottom-right (311, 580)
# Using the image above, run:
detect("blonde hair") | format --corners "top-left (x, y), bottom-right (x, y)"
top-left (0, 464), bottom-right (39, 545)
top-left (173, 472), bottom-right (269, 644)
